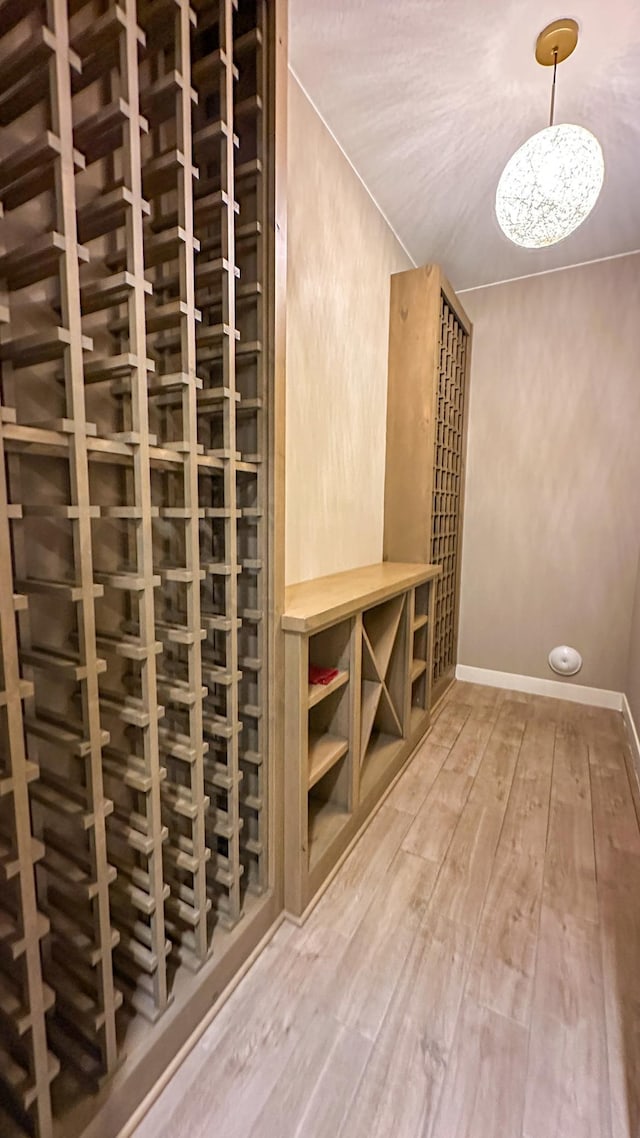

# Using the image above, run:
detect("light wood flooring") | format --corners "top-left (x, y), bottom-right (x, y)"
top-left (132, 682), bottom-right (640, 1138)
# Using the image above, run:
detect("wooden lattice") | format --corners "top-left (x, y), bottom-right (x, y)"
top-left (0, 0), bottom-right (272, 1133)
top-left (430, 293), bottom-right (468, 690)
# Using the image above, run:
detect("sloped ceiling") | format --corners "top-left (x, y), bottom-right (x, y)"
top-left (289, 0), bottom-right (640, 289)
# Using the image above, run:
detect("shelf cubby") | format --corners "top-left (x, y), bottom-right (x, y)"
top-left (283, 563), bottom-right (440, 918)
top-left (308, 755), bottom-right (351, 870)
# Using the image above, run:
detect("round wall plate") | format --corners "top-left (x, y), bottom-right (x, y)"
top-left (548, 645), bottom-right (583, 676)
top-left (535, 18), bottom-right (579, 66)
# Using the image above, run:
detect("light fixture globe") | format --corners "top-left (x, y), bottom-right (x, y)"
top-left (495, 123), bottom-right (604, 248)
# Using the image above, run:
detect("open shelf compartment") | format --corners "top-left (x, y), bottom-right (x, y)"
top-left (308, 753), bottom-right (351, 870)
top-left (283, 563), bottom-right (441, 918)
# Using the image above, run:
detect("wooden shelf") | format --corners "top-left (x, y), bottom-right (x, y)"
top-left (0, 231), bottom-right (86, 290)
top-left (20, 647), bottom-right (106, 681)
top-left (413, 612), bottom-right (428, 632)
top-left (80, 272), bottom-right (138, 314)
top-left (15, 577), bottom-right (104, 602)
top-left (140, 69), bottom-right (196, 121)
top-left (142, 148), bottom-right (190, 198)
top-left (77, 185), bottom-right (148, 244)
top-left (411, 658), bottom-right (427, 682)
top-left (191, 47), bottom-right (236, 89)
top-left (70, 3), bottom-right (128, 56)
top-left (0, 327), bottom-right (82, 369)
top-left (285, 565), bottom-right (440, 917)
top-left (0, 130), bottom-right (61, 192)
top-left (0, 25), bottom-right (57, 113)
top-left (236, 93), bottom-right (262, 120)
top-left (283, 562), bottom-right (440, 633)
top-left (307, 732), bottom-right (348, 790)
top-left (307, 799), bottom-right (350, 869)
top-left (83, 353), bottom-right (155, 383)
top-left (307, 669), bottom-right (349, 709)
top-left (108, 224), bottom-right (194, 271)
top-left (193, 119), bottom-right (237, 151)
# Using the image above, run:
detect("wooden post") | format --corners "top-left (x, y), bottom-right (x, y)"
top-left (49, 0), bottom-right (118, 1072)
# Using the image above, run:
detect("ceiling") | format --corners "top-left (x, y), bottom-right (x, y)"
top-left (289, 0), bottom-right (640, 290)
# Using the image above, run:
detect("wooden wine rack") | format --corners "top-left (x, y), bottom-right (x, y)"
top-left (383, 264), bottom-right (472, 707)
top-left (431, 293), bottom-right (468, 696)
top-left (0, 1), bottom-right (284, 1135)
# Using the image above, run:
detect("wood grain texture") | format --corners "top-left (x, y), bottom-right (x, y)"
top-left (309, 803), bottom-right (413, 940)
top-left (465, 702), bottom-right (553, 1025)
top-left (442, 705), bottom-right (499, 778)
top-left (428, 997), bottom-right (528, 1138)
top-left (597, 851), bottom-right (640, 1138)
top-left (426, 697), bottom-right (471, 748)
top-left (383, 265), bottom-right (441, 566)
top-left (386, 738), bottom-right (449, 816)
top-left (337, 914), bottom-right (476, 1138)
top-left (402, 769), bottom-right (473, 863)
top-left (282, 562), bottom-right (440, 632)
top-left (332, 849), bottom-right (437, 1040)
top-left (544, 797), bottom-right (598, 924)
top-left (426, 800), bottom-right (505, 930)
top-left (524, 906), bottom-right (611, 1138)
top-left (0, 1), bottom-right (287, 1134)
top-left (133, 685), bottom-right (638, 1138)
top-left (589, 734), bottom-right (640, 1138)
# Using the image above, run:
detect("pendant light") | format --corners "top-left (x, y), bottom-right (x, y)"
top-left (495, 19), bottom-right (604, 249)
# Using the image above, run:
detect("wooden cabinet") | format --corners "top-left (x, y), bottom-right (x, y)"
top-left (383, 265), bottom-right (472, 706)
top-left (283, 562), bottom-right (440, 919)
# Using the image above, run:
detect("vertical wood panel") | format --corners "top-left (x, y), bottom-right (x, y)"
top-left (383, 266), bottom-right (472, 708)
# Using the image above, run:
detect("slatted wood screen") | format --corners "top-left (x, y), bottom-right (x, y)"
top-left (0, 0), bottom-right (273, 1133)
top-left (430, 292), bottom-right (468, 694)
top-left (384, 266), bottom-right (471, 708)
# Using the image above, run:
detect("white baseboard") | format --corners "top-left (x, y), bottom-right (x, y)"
top-left (622, 694), bottom-right (640, 790)
top-left (455, 664), bottom-right (623, 711)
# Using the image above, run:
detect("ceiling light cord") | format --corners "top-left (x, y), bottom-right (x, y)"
top-left (549, 48), bottom-right (558, 126)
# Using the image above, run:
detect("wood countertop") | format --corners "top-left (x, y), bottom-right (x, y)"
top-left (282, 562), bottom-right (441, 633)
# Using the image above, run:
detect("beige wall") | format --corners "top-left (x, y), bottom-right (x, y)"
top-left (459, 253), bottom-right (640, 692)
top-left (285, 75), bottom-right (412, 585)
top-left (627, 557), bottom-right (640, 725)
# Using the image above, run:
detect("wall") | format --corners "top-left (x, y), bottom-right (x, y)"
top-left (459, 253), bottom-right (640, 692)
top-left (285, 74), bottom-right (412, 585)
top-left (627, 556), bottom-right (640, 727)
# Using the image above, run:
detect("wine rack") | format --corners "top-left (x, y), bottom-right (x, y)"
top-left (383, 265), bottom-right (472, 707)
top-left (430, 293), bottom-right (468, 697)
top-left (283, 563), bottom-right (440, 919)
top-left (0, 0), bottom-right (282, 1135)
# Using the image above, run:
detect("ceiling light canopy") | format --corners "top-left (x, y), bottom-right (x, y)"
top-left (495, 19), bottom-right (605, 250)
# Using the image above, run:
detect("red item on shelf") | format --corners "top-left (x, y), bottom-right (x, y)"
top-left (309, 664), bottom-right (340, 687)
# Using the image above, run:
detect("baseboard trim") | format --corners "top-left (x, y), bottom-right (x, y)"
top-left (455, 664), bottom-right (623, 711)
top-left (622, 694), bottom-right (640, 790)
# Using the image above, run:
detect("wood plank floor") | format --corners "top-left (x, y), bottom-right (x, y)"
top-left (132, 682), bottom-right (640, 1138)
